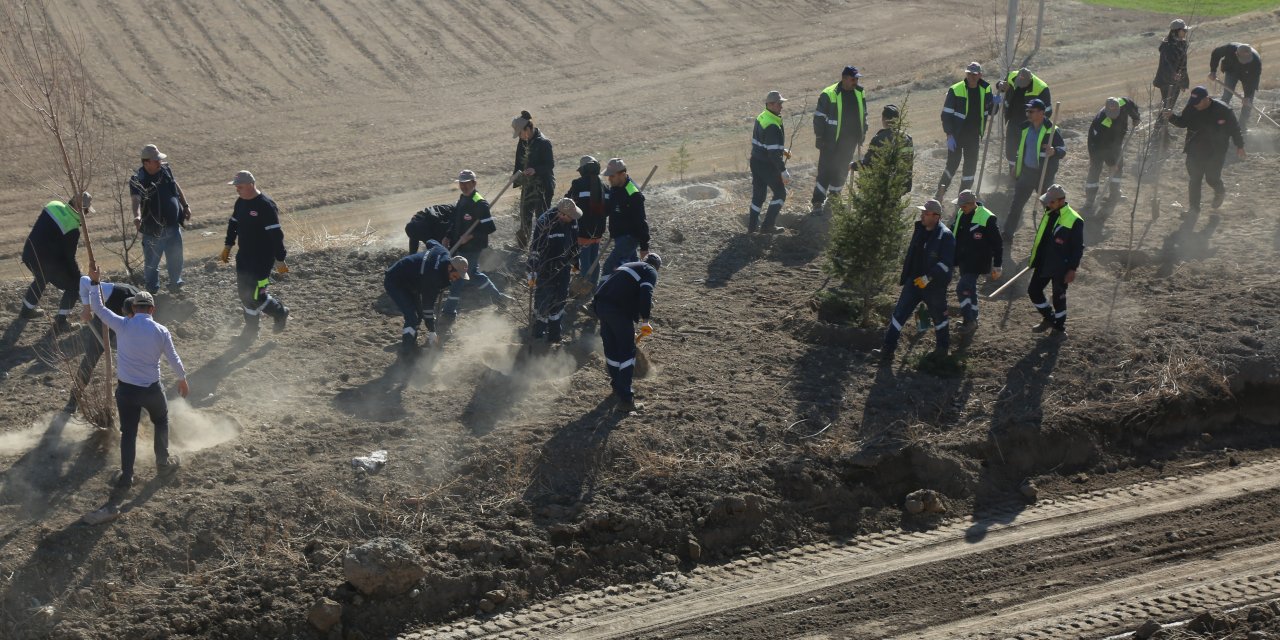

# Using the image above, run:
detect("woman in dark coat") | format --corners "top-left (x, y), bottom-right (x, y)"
top-left (512, 110), bottom-right (556, 249)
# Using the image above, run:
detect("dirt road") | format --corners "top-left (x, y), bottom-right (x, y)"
top-left (410, 460), bottom-right (1280, 639)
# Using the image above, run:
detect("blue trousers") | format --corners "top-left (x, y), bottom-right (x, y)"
top-left (384, 275), bottom-right (431, 336)
top-left (142, 225), bottom-right (184, 293)
top-left (594, 302), bottom-right (636, 401)
top-left (882, 283), bottom-right (950, 353)
top-left (603, 235), bottom-right (640, 275)
top-left (577, 242), bottom-right (602, 285)
top-left (533, 269), bottom-right (571, 341)
top-left (441, 250), bottom-right (504, 318)
top-left (116, 381), bottom-right (170, 482)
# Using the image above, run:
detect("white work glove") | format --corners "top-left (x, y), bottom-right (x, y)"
top-left (425, 332), bottom-right (439, 347)
top-left (946, 135), bottom-right (956, 153)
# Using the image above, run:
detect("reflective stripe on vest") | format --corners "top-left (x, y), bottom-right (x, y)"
top-left (44, 200), bottom-right (81, 235)
top-left (1100, 98), bottom-right (1127, 128)
top-left (1029, 205), bottom-right (1081, 265)
top-left (948, 81), bottom-right (991, 137)
top-left (753, 110), bottom-right (784, 150)
top-left (1015, 121), bottom-right (1054, 178)
top-left (822, 83), bottom-right (866, 141)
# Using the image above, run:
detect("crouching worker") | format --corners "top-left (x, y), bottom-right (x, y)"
top-left (592, 253), bottom-right (661, 413)
top-left (384, 241), bottom-right (469, 356)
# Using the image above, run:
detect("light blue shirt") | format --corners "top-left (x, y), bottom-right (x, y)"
top-left (88, 283), bottom-right (187, 386)
top-left (1023, 124), bottom-right (1043, 169)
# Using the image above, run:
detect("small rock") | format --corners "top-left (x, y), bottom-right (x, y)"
top-left (307, 597), bottom-right (343, 632)
top-left (1133, 618), bottom-right (1162, 639)
top-left (1186, 610), bottom-right (1234, 634)
top-left (1166, 530), bottom-right (1184, 542)
top-left (904, 489), bottom-right (945, 514)
top-left (1228, 454), bottom-right (1240, 466)
top-left (1200, 432), bottom-right (1213, 443)
top-left (343, 538), bottom-right (427, 598)
top-left (478, 598), bottom-right (496, 613)
top-left (484, 590), bottom-right (507, 604)
top-left (1019, 479), bottom-right (1039, 501)
top-left (1072, 473), bottom-right (1089, 484)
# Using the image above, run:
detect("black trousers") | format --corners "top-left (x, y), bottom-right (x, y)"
top-left (811, 143), bottom-right (858, 205)
top-left (1084, 153), bottom-right (1123, 203)
top-left (594, 301), bottom-right (637, 401)
top-left (749, 158), bottom-right (786, 232)
top-left (1185, 149), bottom-right (1226, 212)
top-left (1028, 273), bottom-right (1069, 330)
top-left (533, 268), bottom-right (571, 342)
top-left (21, 252), bottom-right (79, 313)
top-left (236, 267), bottom-right (285, 322)
top-left (937, 133), bottom-right (980, 196)
top-left (116, 381), bottom-right (170, 482)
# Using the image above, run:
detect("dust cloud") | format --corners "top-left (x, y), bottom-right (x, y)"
top-left (0, 412), bottom-right (95, 457)
top-left (168, 398), bottom-right (242, 453)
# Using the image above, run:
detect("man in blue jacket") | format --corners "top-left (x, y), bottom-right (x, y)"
top-left (384, 242), bottom-right (469, 355)
top-left (1006, 99), bottom-right (1066, 240)
top-left (1028, 184), bottom-right (1085, 340)
top-left (872, 199), bottom-right (955, 364)
top-left (952, 190), bottom-right (1003, 336)
top-left (528, 198), bottom-right (581, 344)
top-left (592, 253), bottom-right (661, 413)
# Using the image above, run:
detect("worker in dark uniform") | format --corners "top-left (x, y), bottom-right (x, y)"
top-left (527, 198), bottom-right (581, 345)
top-left (1161, 86), bottom-right (1246, 215)
top-left (1028, 185), bottom-right (1084, 340)
top-left (1153, 19), bottom-right (1191, 151)
top-left (1209, 42), bottom-right (1262, 132)
top-left (1006, 99), bottom-right (1066, 240)
top-left (997, 67), bottom-right (1052, 178)
top-left (872, 199), bottom-right (955, 364)
top-left (749, 90), bottom-right (790, 234)
top-left (19, 193), bottom-right (90, 333)
top-left (220, 170), bottom-right (290, 341)
top-left (76, 273), bottom-right (139, 387)
top-left (592, 253), bottom-right (662, 413)
top-left (811, 66), bottom-right (868, 214)
top-left (951, 190), bottom-right (1002, 336)
top-left (936, 62), bottom-right (994, 200)
top-left (602, 158), bottom-right (652, 272)
top-left (383, 242), bottom-right (468, 355)
top-left (853, 104), bottom-right (915, 193)
top-left (1084, 97), bottom-right (1141, 211)
top-left (512, 110), bottom-right (556, 250)
top-left (567, 155), bottom-right (607, 286)
top-left (405, 203), bottom-right (453, 253)
top-left (440, 169), bottom-right (511, 330)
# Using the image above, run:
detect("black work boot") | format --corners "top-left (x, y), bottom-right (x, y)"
top-left (1211, 188), bottom-right (1225, 210)
top-left (238, 313), bottom-right (260, 343)
top-left (1031, 315), bottom-right (1054, 333)
top-left (273, 306), bottom-right (290, 333)
top-left (871, 347), bottom-right (894, 365)
top-left (53, 314), bottom-right (74, 335)
top-left (19, 305), bottom-right (43, 319)
top-left (399, 333), bottom-right (418, 357)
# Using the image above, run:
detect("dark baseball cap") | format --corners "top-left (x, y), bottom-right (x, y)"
top-left (1186, 86), bottom-right (1209, 106)
top-left (842, 65), bottom-right (863, 78)
top-left (882, 104), bottom-right (900, 120)
top-left (1026, 98), bottom-right (1046, 111)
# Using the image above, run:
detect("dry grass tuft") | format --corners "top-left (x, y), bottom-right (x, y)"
top-left (286, 214), bottom-right (377, 253)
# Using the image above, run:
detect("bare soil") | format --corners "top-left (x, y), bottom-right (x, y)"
top-left (2, 2), bottom-right (1280, 639)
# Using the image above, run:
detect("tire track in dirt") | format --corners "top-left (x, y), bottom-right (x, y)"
top-left (311, 0), bottom-right (400, 85)
top-left (900, 543), bottom-right (1280, 639)
top-left (406, 459), bottom-right (1280, 639)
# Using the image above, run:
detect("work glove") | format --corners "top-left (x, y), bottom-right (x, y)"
top-left (913, 275), bottom-right (930, 289)
top-left (849, 160), bottom-right (861, 172)
top-left (992, 94), bottom-right (1003, 107)
top-left (996, 80), bottom-right (1008, 92)
top-left (946, 135), bottom-right (956, 153)
top-left (526, 272), bottom-right (536, 288)
top-left (782, 169), bottom-right (792, 186)
top-left (571, 264), bottom-right (580, 275)
top-left (783, 148), bottom-right (792, 160)
top-left (181, 204), bottom-right (192, 222)
top-left (990, 267), bottom-right (1002, 280)
top-left (219, 246), bottom-right (231, 264)
top-left (275, 260), bottom-right (289, 274)
top-left (638, 322), bottom-right (653, 338)
top-left (425, 332), bottom-right (439, 348)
